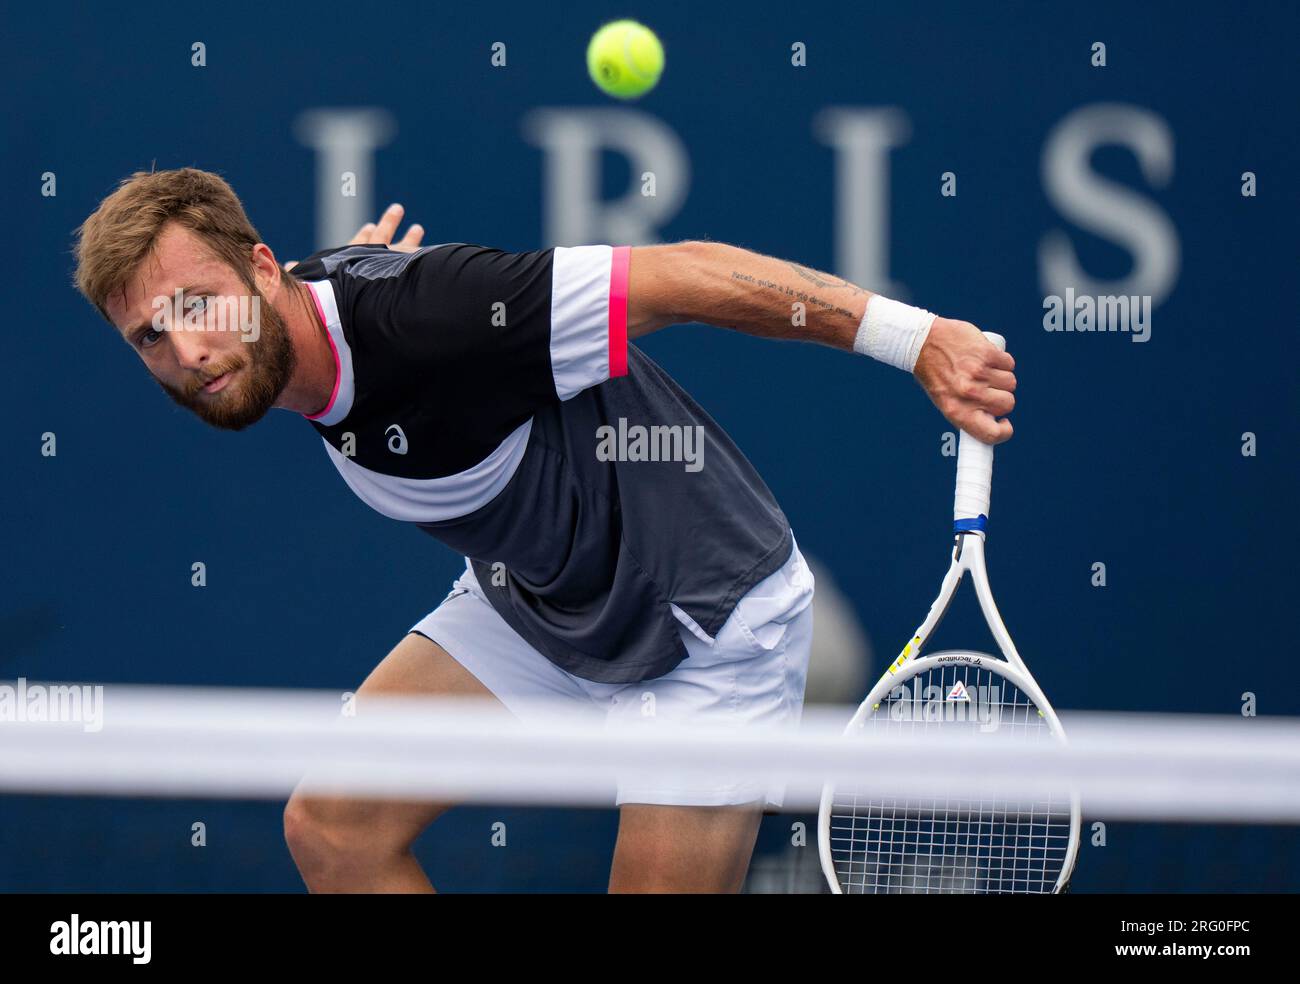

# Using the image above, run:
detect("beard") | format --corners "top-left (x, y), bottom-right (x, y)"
top-left (157, 289), bottom-right (298, 431)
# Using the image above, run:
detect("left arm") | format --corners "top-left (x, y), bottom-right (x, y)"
top-left (626, 240), bottom-right (1018, 444)
top-left (627, 240), bottom-right (868, 348)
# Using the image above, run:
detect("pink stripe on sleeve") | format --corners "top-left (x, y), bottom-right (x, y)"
top-left (608, 245), bottom-right (630, 378)
top-left (302, 282), bottom-right (341, 420)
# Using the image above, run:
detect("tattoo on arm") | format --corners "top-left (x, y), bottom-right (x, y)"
top-left (731, 269), bottom-right (857, 322)
top-left (785, 262), bottom-right (868, 298)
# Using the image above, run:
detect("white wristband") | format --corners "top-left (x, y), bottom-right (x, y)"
top-left (853, 295), bottom-right (937, 373)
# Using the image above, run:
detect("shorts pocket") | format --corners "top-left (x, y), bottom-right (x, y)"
top-left (725, 550), bottom-right (816, 654)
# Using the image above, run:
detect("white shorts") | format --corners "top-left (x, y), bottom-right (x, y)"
top-left (410, 538), bottom-right (815, 808)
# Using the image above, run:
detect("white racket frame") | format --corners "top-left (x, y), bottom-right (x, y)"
top-left (818, 333), bottom-right (1082, 894)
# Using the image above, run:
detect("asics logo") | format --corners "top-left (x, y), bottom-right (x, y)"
top-left (385, 424), bottom-right (408, 455)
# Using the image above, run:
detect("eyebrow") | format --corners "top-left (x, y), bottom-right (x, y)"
top-left (128, 284), bottom-right (208, 340)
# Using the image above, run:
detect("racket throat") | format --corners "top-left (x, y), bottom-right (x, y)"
top-left (952, 529), bottom-right (984, 559)
top-left (891, 533), bottom-right (987, 675)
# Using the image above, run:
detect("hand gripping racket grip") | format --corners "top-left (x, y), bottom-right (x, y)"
top-left (953, 332), bottom-right (1005, 532)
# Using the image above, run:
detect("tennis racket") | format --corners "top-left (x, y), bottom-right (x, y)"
top-left (818, 332), bottom-right (1081, 894)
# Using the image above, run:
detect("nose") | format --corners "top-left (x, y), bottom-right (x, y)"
top-left (168, 327), bottom-right (214, 372)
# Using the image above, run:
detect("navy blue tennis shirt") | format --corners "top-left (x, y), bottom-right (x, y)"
top-left (289, 242), bottom-right (792, 683)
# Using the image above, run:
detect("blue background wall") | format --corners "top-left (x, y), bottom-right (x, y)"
top-left (2, 0), bottom-right (1297, 891)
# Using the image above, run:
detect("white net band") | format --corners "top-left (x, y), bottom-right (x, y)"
top-left (1, 683), bottom-right (1297, 824)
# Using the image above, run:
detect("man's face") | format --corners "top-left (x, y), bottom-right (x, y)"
top-left (105, 223), bottom-right (297, 431)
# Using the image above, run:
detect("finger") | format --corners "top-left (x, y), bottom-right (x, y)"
top-left (373, 203), bottom-right (404, 245)
top-left (967, 410), bottom-right (1013, 444)
top-left (397, 223), bottom-right (425, 249)
top-left (990, 349), bottom-right (1015, 371)
top-left (980, 368), bottom-right (1017, 391)
top-left (979, 386), bottom-right (1016, 417)
top-left (348, 222), bottom-right (376, 245)
top-left (283, 260), bottom-right (299, 271)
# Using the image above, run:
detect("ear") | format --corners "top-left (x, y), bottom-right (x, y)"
top-left (249, 243), bottom-right (284, 294)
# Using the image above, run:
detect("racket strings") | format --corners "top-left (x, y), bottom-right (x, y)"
top-left (829, 662), bottom-right (1074, 894)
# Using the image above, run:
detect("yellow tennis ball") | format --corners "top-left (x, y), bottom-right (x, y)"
top-left (587, 20), bottom-right (664, 99)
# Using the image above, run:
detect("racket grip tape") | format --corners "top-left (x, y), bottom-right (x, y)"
top-left (953, 332), bottom-right (1005, 529)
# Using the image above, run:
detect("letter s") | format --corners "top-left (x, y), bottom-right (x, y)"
top-left (1039, 103), bottom-right (1179, 308)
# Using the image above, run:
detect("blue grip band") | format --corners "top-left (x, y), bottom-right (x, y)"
top-left (954, 516), bottom-right (988, 533)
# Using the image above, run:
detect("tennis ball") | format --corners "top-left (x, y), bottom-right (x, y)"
top-left (587, 20), bottom-right (664, 99)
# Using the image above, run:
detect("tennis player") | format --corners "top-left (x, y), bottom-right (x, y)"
top-left (73, 168), bottom-right (1015, 893)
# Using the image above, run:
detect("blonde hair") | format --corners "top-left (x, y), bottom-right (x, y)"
top-left (74, 167), bottom-right (265, 322)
